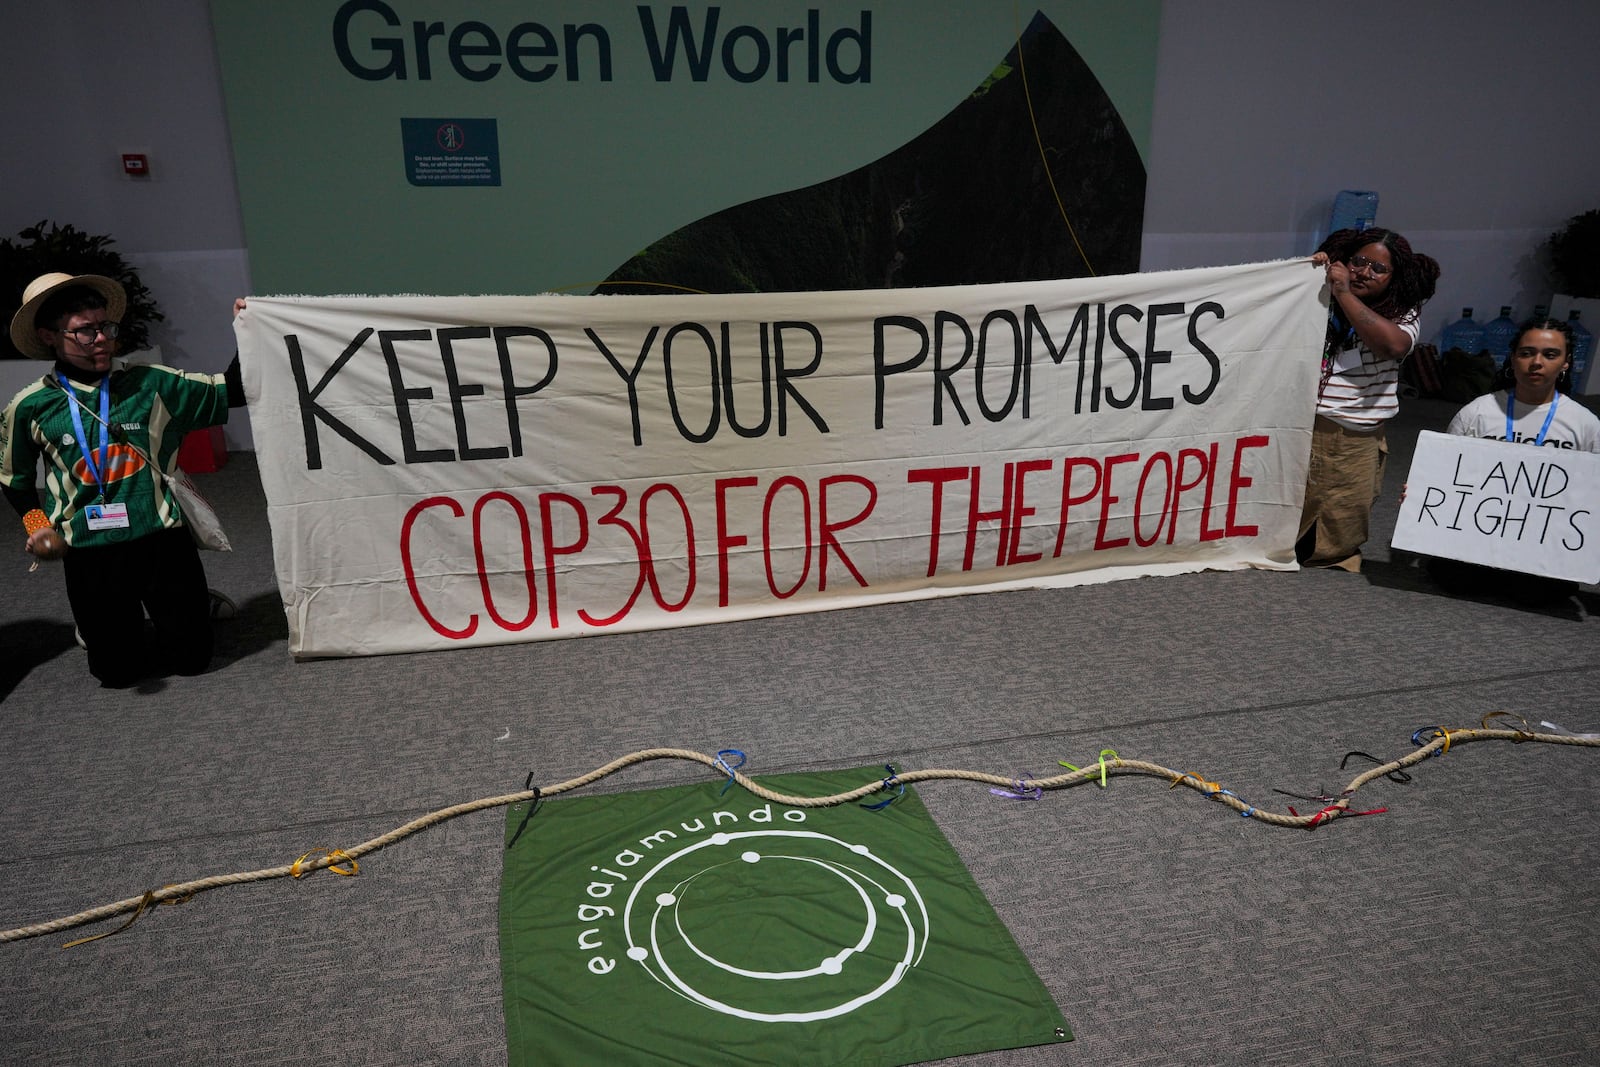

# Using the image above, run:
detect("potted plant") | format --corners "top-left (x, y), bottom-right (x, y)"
top-left (1545, 209), bottom-right (1600, 394)
top-left (0, 220), bottom-right (164, 360)
top-left (1547, 209), bottom-right (1600, 300)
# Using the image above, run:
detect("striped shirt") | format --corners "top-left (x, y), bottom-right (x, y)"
top-left (1315, 310), bottom-right (1419, 430)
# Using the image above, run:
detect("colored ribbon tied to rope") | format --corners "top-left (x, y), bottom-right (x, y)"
top-left (989, 774), bottom-right (1042, 801)
top-left (862, 764), bottom-right (904, 810)
top-left (506, 776), bottom-right (543, 851)
top-left (1058, 748), bottom-right (1119, 788)
top-left (1412, 726), bottom-right (1451, 756)
top-left (713, 749), bottom-right (747, 796)
top-left (290, 848), bottom-right (359, 879)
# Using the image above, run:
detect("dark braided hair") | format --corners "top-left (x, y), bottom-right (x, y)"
top-left (1317, 227), bottom-right (1441, 353)
top-left (1493, 317), bottom-right (1576, 395)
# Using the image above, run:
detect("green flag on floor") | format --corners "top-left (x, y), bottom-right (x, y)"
top-left (499, 766), bottom-right (1071, 1066)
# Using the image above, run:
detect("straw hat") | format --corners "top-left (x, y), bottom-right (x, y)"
top-left (9, 272), bottom-right (128, 360)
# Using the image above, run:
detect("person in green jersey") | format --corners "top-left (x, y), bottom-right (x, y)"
top-left (3, 272), bottom-right (245, 687)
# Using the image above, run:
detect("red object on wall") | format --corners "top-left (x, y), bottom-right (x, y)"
top-left (177, 426), bottom-right (228, 473)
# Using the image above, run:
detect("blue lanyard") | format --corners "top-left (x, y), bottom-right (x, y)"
top-left (1505, 391), bottom-right (1559, 447)
top-left (61, 376), bottom-right (112, 497)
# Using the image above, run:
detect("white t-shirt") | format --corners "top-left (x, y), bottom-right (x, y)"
top-left (1315, 311), bottom-right (1420, 430)
top-left (1446, 390), bottom-right (1600, 452)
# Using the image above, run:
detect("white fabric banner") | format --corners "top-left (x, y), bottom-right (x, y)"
top-left (237, 260), bottom-right (1326, 657)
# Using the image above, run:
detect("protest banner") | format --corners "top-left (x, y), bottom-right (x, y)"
top-left (1392, 430), bottom-right (1600, 583)
top-left (236, 259), bottom-right (1326, 657)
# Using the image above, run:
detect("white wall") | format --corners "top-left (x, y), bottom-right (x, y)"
top-left (1, 0), bottom-right (252, 446)
top-left (5, 0), bottom-right (1599, 449)
top-left (1141, 1), bottom-right (1600, 346)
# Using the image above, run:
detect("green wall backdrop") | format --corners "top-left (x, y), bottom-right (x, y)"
top-left (211, 1), bottom-right (1158, 296)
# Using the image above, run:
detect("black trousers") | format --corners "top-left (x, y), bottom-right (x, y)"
top-left (62, 526), bottom-right (213, 687)
top-left (1425, 556), bottom-right (1580, 607)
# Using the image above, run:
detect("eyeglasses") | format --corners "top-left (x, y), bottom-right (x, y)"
top-left (56, 321), bottom-right (121, 345)
top-left (1346, 255), bottom-right (1391, 277)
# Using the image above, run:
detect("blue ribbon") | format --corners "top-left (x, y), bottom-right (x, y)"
top-left (713, 749), bottom-right (746, 796)
top-left (862, 764), bottom-right (904, 810)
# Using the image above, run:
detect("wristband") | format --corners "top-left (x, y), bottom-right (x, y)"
top-left (23, 509), bottom-right (51, 537)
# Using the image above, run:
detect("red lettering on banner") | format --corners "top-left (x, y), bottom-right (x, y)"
top-left (818, 474), bottom-right (875, 590)
top-left (581, 486), bottom-right (646, 626)
top-left (1094, 453), bottom-right (1139, 550)
top-left (1175, 446), bottom-right (1219, 543)
top-left (402, 496), bottom-right (478, 639)
top-left (473, 491), bottom-right (538, 630)
top-left (1054, 457), bottom-right (1102, 557)
top-left (539, 492), bottom-right (588, 629)
top-left (963, 463), bottom-right (1013, 570)
top-left (910, 434), bottom-right (1277, 575)
top-left (715, 476), bottom-right (759, 606)
top-left (1007, 459), bottom-right (1054, 566)
top-left (394, 438), bottom-right (1275, 640)
top-left (1133, 452), bottom-right (1173, 548)
top-left (908, 466), bottom-right (968, 577)
top-left (640, 483), bottom-right (695, 611)
top-left (1225, 435), bottom-right (1269, 537)
top-left (761, 475), bottom-right (812, 599)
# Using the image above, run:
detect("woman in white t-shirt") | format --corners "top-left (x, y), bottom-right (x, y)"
top-left (1446, 318), bottom-right (1600, 450)
top-left (1430, 318), bottom-right (1599, 603)
top-left (1299, 228), bottom-right (1440, 572)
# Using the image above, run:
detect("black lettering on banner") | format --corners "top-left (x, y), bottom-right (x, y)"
top-left (588, 326), bottom-right (659, 446)
top-left (722, 323), bottom-right (771, 438)
top-left (1103, 304), bottom-right (1143, 410)
top-left (496, 327), bottom-right (558, 459)
top-left (1140, 303), bottom-right (1185, 412)
top-left (772, 321), bottom-right (829, 436)
top-left (933, 311), bottom-right (973, 427)
top-left (1027, 303), bottom-right (1092, 414)
top-left (380, 329), bottom-right (453, 463)
top-left (662, 322), bottom-right (721, 444)
top-left (437, 327), bottom-right (506, 461)
top-left (286, 329), bottom-right (394, 470)
top-left (873, 316), bottom-right (928, 429)
top-left (1184, 302), bottom-right (1224, 404)
top-left (976, 309), bottom-right (1024, 422)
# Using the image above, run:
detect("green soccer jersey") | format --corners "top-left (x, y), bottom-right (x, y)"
top-left (0, 362), bottom-right (229, 548)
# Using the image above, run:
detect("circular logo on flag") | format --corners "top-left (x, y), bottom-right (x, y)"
top-left (621, 829), bottom-right (928, 1022)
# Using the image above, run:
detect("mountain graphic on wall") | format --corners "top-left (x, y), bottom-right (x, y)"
top-left (599, 11), bottom-right (1144, 294)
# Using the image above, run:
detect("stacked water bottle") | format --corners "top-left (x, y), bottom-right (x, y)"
top-left (1480, 307), bottom-right (1519, 368)
top-left (1438, 305), bottom-right (1594, 394)
top-left (1566, 310), bottom-right (1593, 393)
top-left (1438, 308), bottom-right (1487, 359)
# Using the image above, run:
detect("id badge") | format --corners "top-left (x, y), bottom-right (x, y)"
top-left (84, 502), bottom-right (131, 530)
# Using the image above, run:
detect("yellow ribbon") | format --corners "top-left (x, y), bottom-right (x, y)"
top-left (290, 848), bottom-right (359, 879)
top-left (62, 885), bottom-right (193, 949)
top-left (1059, 749), bottom-right (1119, 788)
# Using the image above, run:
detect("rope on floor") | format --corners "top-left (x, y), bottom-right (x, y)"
top-left (2, 717), bottom-right (1595, 945)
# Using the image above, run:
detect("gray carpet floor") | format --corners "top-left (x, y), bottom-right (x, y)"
top-left (2, 396), bottom-right (1597, 1066)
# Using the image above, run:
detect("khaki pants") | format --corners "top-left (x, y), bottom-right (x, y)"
top-left (1297, 415), bottom-right (1387, 572)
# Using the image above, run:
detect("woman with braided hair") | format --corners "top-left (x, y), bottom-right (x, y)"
top-left (1298, 227), bottom-right (1440, 571)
